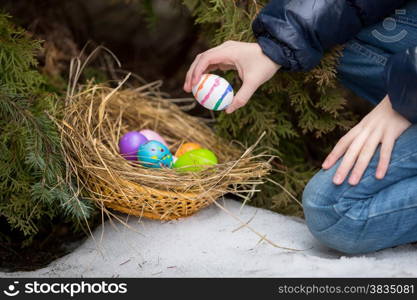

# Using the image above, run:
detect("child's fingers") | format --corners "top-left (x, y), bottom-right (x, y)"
top-left (205, 64), bottom-right (225, 74)
top-left (185, 42), bottom-right (235, 92)
top-left (191, 52), bottom-right (227, 87)
top-left (348, 130), bottom-right (382, 185)
top-left (185, 61), bottom-right (235, 93)
top-left (225, 81), bottom-right (257, 114)
top-left (185, 45), bottom-right (224, 91)
top-left (333, 129), bottom-right (369, 185)
top-left (322, 126), bottom-right (360, 169)
top-left (184, 54), bottom-right (202, 92)
top-left (218, 63), bottom-right (236, 71)
top-left (376, 136), bottom-right (394, 179)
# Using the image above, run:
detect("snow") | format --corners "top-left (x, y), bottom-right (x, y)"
top-left (3, 199), bottom-right (417, 277)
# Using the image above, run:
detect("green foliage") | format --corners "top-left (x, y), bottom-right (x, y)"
top-left (140, 0), bottom-right (158, 29)
top-left (183, 0), bottom-right (358, 216)
top-left (0, 13), bottom-right (93, 241)
top-left (111, 0), bottom-right (158, 30)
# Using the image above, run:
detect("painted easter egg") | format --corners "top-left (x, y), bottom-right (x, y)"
top-left (137, 140), bottom-right (173, 169)
top-left (175, 142), bottom-right (202, 158)
top-left (139, 129), bottom-right (168, 147)
top-left (192, 74), bottom-right (234, 111)
top-left (173, 148), bottom-right (218, 172)
top-left (119, 131), bottom-right (148, 161)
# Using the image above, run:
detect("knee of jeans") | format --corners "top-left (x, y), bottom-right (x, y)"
top-left (302, 172), bottom-right (373, 255)
top-left (314, 226), bottom-right (374, 255)
top-left (331, 239), bottom-right (374, 255)
top-left (302, 169), bottom-right (341, 231)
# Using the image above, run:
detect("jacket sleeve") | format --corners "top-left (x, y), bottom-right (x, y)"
top-left (252, 0), bottom-right (407, 71)
top-left (385, 47), bottom-right (417, 123)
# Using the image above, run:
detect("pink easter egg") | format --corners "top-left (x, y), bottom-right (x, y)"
top-left (139, 129), bottom-right (168, 147)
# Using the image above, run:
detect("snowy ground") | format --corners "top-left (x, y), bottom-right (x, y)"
top-left (3, 199), bottom-right (417, 277)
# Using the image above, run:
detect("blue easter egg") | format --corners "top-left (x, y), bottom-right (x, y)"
top-left (137, 140), bottom-right (173, 169)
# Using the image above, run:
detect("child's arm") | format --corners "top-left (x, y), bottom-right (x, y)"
top-left (252, 0), bottom-right (407, 71)
top-left (324, 45), bottom-right (417, 185)
top-left (254, 0), bottom-right (417, 186)
top-left (184, 0), bottom-right (407, 114)
top-left (322, 95), bottom-right (411, 186)
top-left (253, 0), bottom-right (417, 124)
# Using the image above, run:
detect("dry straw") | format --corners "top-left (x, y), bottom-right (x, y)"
top-left (59, 47), bottom-right (272, 223)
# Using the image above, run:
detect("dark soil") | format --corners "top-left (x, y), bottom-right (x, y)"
top-left (0, 218), bottom-right (89, 272)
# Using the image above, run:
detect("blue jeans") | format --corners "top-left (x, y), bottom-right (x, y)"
top-left (303, 0), bottom-right (417, 254)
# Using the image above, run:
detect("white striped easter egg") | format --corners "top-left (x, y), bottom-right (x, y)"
top-left (192, 74), bottom-right (234, 111)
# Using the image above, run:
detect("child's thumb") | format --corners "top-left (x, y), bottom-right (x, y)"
top-left (225, 81), bottom-right (257, 114)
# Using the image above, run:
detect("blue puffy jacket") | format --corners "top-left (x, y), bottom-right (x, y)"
top-left (252, 0), bottom-right (417, 122)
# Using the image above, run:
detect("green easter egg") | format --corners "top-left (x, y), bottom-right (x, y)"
top-left (173, 148), bottom-right (218, 172)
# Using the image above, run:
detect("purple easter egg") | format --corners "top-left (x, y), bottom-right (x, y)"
top-left (119, 131), bottom-right (148, 161)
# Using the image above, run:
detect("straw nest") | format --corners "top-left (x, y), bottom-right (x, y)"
top-left (60, 77), bottom-right (271, 220)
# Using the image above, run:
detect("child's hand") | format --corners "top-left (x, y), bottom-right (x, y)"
top-left (322, 96), bottom-right (411, 186)
top-left (184, 41), bottom-right (280, 114)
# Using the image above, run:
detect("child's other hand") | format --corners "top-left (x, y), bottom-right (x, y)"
top-left (322, 96), bottom-right (411, 186)
top-left (183, 41), bottom-right (280, 114)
